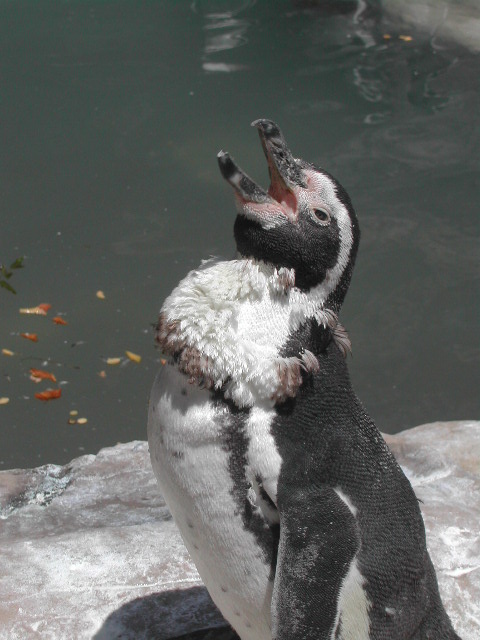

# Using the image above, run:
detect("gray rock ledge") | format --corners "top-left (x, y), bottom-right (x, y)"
top-left (0, 421), bottom-right (478, 640)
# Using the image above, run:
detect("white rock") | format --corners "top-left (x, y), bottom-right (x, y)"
top-left (384, 420), bottom-right (480, 637)
top-left (0, 442), bottom-right (227, 640)
top-left (0, 421), bottom-right (478, 639)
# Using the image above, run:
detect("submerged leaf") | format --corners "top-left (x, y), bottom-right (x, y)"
top-left (35, 388), bottom-right (62, 401)
top-left (0, 256), bottom-right (24, 295)
top-left (20, 307), bottom-right (47, 316)
top-left (29, 368), bottom-right (57, 383)
top-left (53, 317), bottom-right (68, 325)
top-left (125, 350), bottom-right (142, 363)
top-left (1, 281), bottom-right (16, 294)
top-left (10, 256), bottom-right (25, 270)
top-left (19, 303), bottom-right (51, 315)
top-left (20, 333), bottom-right (38, 342)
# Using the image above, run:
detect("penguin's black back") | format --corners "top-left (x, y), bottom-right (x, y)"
top-left (271, 327), bottom-right (460, 639)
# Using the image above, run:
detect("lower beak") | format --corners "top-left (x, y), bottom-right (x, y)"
top-left (217, 150), bottom-right (275, 204)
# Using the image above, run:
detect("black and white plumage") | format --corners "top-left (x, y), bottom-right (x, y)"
top-left (147, 120), bottom-right (460, 640)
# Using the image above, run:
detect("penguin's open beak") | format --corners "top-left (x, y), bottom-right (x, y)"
top-left (217, 119), bottom-right (306, 224)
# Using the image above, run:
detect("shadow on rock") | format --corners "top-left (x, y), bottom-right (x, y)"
top-left (93, 585), bottom-right (240, 640)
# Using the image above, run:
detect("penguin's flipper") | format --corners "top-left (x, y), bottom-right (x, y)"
top-left (272, 485), bottom-right (365, 640)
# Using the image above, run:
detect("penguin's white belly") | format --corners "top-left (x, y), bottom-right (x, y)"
top-left (148, 363), bottom-right (279, 640)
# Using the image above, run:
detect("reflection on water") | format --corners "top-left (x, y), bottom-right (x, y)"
top-left (196, 0), bottom-right (253, 72)
top-left (0, 0), bottom-right (478, 469)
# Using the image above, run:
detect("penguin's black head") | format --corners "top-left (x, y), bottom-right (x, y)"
top-left (218, 119), bottom-right (360, 312)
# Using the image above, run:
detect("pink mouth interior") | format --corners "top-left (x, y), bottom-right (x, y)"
top-left (268, 182), bottom-right (297, 214)
top-left (235, 145), bottom-right (300, 222)
top-left (265, 150), bottom-right (298, 218)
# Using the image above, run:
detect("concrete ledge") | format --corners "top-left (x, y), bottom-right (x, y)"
top-left (1, 421), bottom-right (478, 639)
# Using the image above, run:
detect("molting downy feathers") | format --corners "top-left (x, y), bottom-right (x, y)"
top-left (159, 258), bottom-right (344, 408)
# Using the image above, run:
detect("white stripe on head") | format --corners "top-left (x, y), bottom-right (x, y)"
top-left (302, 168), bottom-right (354, 303)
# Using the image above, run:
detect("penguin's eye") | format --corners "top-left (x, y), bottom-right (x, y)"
top-left (313, 208), bottom-right (331, 224)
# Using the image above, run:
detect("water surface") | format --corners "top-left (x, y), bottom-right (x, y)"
top-left (1, 0), bottom-right (478, 469)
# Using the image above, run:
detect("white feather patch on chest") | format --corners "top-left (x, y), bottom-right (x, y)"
top-left (148, 364), bottom-right (275, 640)
top-left (334, 487), bottom-right (358, 518)
top-left (330, 558), bottom-right (372, 640)
top-left (329, 489), bottom-right (370, 639)
top-left (157, 258), bottom-right (334, 408)
top-left (245, 404), bottom-right (282, 524)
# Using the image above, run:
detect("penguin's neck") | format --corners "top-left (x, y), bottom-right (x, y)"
top-left (280, 315), bottom-right (335, 361)
top-left (235, 252), bottom-right (343, 314)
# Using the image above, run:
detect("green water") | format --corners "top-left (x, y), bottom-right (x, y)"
top-left (1, 0), bottom-right (478, 469)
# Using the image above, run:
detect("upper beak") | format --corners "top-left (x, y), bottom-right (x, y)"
top-left (217, 119), bottom-right (305, 206)
top-left (251, 119), bottom-right (307, 193)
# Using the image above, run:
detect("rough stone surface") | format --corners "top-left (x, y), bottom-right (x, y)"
top-left (0, 421), bottom-right (478, 639)
top-left (384, 421), bottom-right (480, 636)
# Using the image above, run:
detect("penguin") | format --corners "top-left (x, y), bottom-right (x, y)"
top-left (147, 119), bottom-right (461, 640)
